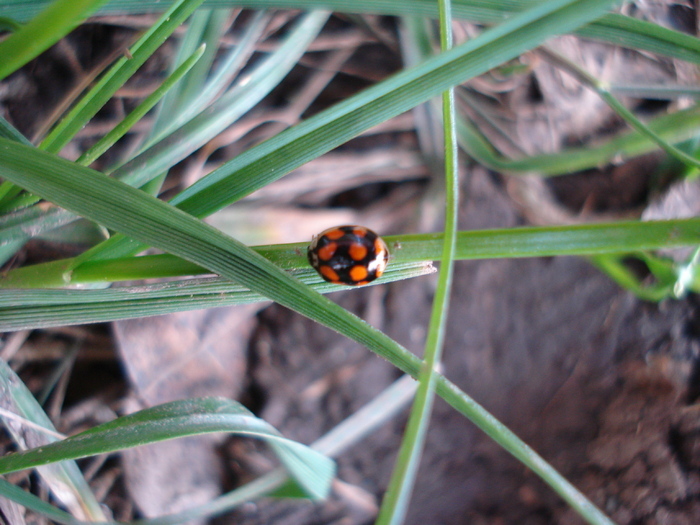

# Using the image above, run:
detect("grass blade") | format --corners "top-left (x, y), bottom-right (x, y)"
top-left (377, 0), bottom-right (459, 521)
top-left (39, 0), bottom-right (207, 155)
top-left (72, 0), bottom-right (621, 267)
top-left (76, 43), bottom-right (207, 166)
top-left (0, 397), bottom-right (335, 500)
top-left (0, 360), bottom-right (106, 520)
top-left (1, 217), bottom-right (698, 289)
top-left (0, 264), bottom-right (436, 331)
top-left (0, 0), bottom-right (108, 81)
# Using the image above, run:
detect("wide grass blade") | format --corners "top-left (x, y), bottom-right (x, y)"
top-left (1, 217), bottom-right (699, 289)
top-left (0, 264), bottom-right (436, 331)
top-left (0, 397), bottom-right (335, 500)
top-left (0, 0), bottom-right (108, 81)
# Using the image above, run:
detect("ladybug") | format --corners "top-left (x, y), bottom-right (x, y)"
top-left (308, 225), bottom-right (389, 286)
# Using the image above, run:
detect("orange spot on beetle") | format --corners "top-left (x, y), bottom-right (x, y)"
top-left (317, 242), bottom-right (338, 261)
top-left (350, 265), bottom-right (368, 282)
top-left (324, 229), bottom-right (345, 240)
top-left (320, 266), bottom-right (340, 282)
top-left (349, 243), bottom-right (368, 261)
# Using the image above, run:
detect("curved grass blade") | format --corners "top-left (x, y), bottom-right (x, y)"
top-left (135, 374), bottom-right (419, 525)
top-left (537, 46), bottom-right (700, 171)
top-left (0, 397), bottom-right (334, 501)
top-left (589, 253), bottom-right (673, 301)
top-left (457, 103), bottom-right (700, 175)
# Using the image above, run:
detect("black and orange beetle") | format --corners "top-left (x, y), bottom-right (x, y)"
top-left (308, 225), bottom-right (389, 286)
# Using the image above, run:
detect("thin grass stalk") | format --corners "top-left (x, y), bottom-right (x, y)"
top-left (376, 0), bottom-right (460, 522)
top-left (539, 46), bottom-right (700, 170)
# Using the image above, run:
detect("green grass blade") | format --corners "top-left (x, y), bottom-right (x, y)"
top-left (73, 0), bottom-right (620, 266)
top-left (148, 8), bottom-right (230, 140)
top-left (0, 478), bottom-right (80, 525)
top-left (0, 264), bottom-right (436, 331)
top-left (0, 359), bottom-right (106, 520)
top-left (537, 46), bottom-right (700, 171)
top-left (457, 103), bottom-right (700, 175)
top-left (0, 115), bottom-right (31, 145)
top-left (0, 207), bottom-right (77, 248)
top-left (149, 10), bottom-right (270, 143)
top-left (4, 1), bottom-right (698, 62)
top-left (76, 43), bottom-right (207, 166)
top-left (0, 16), bottom-right (22, 31)
top-left (577, 12), bottom-right (700, 65)
top-left (147, 8), bottom-right (212, 139)
top-left (589, 254), bottom-right (673, 301)
top-left (108, 11), bottom-right (330, 189)
top-left (2, 218), bottom-right (699, 289)
top-left (0, 397), bottom-right (334, 500)
top-left (377, 1), bottom-right (459, 521)
top-left (0, 238), bottom-right (25, 266)
top-left (139, 375), bottom-right (418, 525)
top-left (0, 0), bottom-right (108, 81)
top-left (38, 0), bottom-right (207, 155)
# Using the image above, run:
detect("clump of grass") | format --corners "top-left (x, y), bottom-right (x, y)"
top-left (0, 1), bottom-right (699, 524)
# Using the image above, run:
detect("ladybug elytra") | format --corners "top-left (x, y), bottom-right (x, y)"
top-left (308, 225), bottom-right (389, 286)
